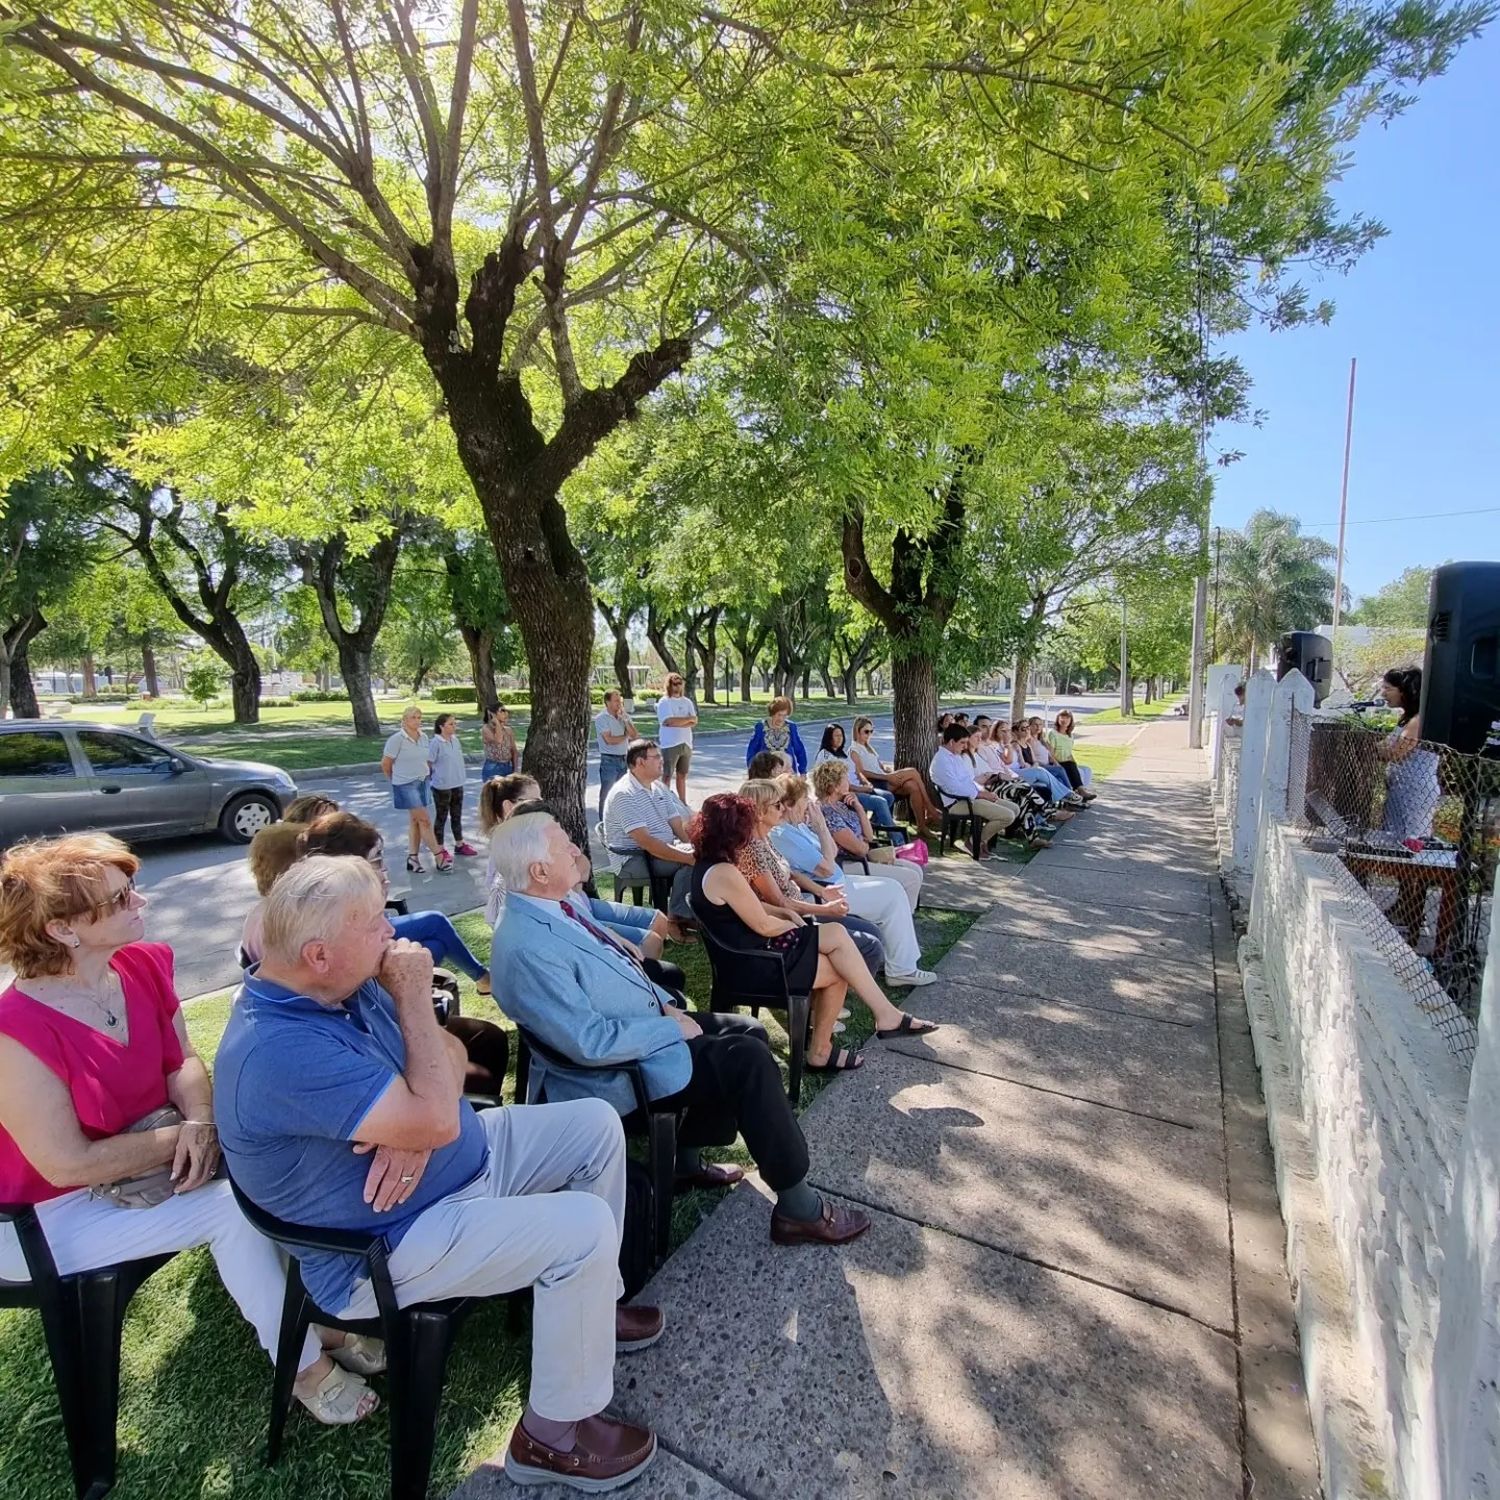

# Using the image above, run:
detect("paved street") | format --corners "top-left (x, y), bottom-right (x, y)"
top-left (99, 693), bottom-right (1136, 1000)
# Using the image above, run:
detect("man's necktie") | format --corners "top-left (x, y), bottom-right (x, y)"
top-left (559, 899), bottom-right (663, 1009)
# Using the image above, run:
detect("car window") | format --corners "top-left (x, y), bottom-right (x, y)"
top-left (0, 731), bottom-right (76, 779)
top-left (75, 731), bottom-right (180, 776)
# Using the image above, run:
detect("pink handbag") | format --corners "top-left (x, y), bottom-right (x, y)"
top-left (894, 839), bottom-right (929, 867)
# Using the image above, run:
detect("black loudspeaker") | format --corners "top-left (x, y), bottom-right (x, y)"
top-left (1277, 630), bottom-right (1333, 706)
top-left (1421, 562), bottom-right (1500, 754)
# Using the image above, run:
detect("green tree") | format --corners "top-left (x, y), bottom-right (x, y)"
top-left (1217, 509), bottom-right (1339, 674)
top-left (1349, 565), bottom-right (1437, 628)
top-left (0, 467), bottom-right (104, 715)
top-left (184, 652), bottom-right (223, 708)
top-left (382, 552), bottom-right (467, 697)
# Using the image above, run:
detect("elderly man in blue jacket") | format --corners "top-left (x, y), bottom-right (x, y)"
top-left (490, 811), bottom-right (869, 1247)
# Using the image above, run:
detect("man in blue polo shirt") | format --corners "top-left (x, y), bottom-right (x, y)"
top-left (215, 855), bottom-right (663, 1492)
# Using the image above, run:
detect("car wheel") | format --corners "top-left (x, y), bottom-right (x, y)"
top-left (220, 793), bottom-right (278, 844)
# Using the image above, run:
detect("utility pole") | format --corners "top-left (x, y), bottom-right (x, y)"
top-left (1330, 356), bottom-right (1357, 637)
top-left (1120, 594), bottom-right (1131, 717)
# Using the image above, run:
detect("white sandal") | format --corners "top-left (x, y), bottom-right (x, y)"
top-left (328, 1333), bottom-right (387, 1376)
top-left (296, 1364), bottom-right (380, 1425)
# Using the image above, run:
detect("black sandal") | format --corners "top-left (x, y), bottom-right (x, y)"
top-left (876, 1014), bottom-right (940, 1040)
top-left (806, 1047), bottom-right (865, 1073)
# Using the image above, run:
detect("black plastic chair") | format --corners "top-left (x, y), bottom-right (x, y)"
top-left (511, 1029), bottom-right (679, 1265)
top-left (0, 1203), bottom-right (175, 1500)
top-left (936, 791), bottom-right (983, 859)
top-left (689, 903), bottom-right (812, 1107)
top-left (226, 1171), bottom-right (496, 1500)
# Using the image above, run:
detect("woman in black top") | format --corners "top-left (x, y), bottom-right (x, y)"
top-left (688, 794), bottom-right (937, 1072)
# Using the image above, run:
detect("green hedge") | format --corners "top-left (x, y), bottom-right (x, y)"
top-left (67, 693), bottom-right (138, 704)
top-left (257, 696), bottom-right (297, 708)
top-left (289, 689), bottom-right (347, 702)
top-left (432, 684), bottom-right (480, 704)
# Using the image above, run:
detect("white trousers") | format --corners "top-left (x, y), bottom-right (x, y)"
top-left (334, 1098), bottom-right (626, 1424)
top-left (858, 859), bottom-right (922, 912)
top-left (0, 1178), bottom-right (320, 1371)
top-left (844, 874), bottom-right (921, 973)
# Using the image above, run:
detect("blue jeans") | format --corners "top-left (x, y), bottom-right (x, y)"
top-left (391, 911), bottom-right (486, 980)
top-left (598, 754), bottom-right (627, 823)
top-left (589, 894), bottom-right (656, 947)
top-left (856, 791), bottom-right (906, 844)
top-left (1017, 767), bottom-right (1061, 804)
top-left (481, 759), bottom-right (513, 783)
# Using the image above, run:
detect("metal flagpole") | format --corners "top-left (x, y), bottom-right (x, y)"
top-left (1330, 357), bottom-right (1357, 638)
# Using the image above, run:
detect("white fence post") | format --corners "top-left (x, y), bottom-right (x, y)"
top-left (1431, 865), bottom-right (1500, 1500)
top-left (1247, 670), bottom-right (1314, 931)
top-left (1211, 675), bottom-right (1239, 786)
top-left (1231, 669), bottom-right (1276, 885)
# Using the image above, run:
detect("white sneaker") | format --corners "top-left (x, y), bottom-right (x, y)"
top-left (887, 969), bottom-right (937, 987)
top-left (838, 1008), bottom-right (852, 1020)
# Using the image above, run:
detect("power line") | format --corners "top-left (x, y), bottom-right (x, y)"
top-left (1298, 505), bottom-right (1500, 529)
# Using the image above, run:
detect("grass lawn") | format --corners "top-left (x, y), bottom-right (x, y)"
top-left (1083, 698), bottom-right (1185, 727)
top-left (0, 896), bottom-right (980, 1500)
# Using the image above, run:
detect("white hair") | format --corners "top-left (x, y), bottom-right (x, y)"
top-left (490, 813), bottom-right (557, 894)
top-left (262, 855), bottom-right (382, 965)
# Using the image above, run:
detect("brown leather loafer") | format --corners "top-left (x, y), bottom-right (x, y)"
top-left (674, 1161), bottom-right (745, 1191)
top-left (770, 1200), bottom-right (872, 1247)
top-left (504, 1415), bottom-right (656, 1491)
top-left (615, 1303), bottom-right (665, 1352)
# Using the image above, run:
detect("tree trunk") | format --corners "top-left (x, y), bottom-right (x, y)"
top-left (460, 622), bottom-right (499, 710)
top-left (697, 609), bottom-right (720, 705)
top-left (1009, 653), bottom-right (1029, 724)
top-left (9, 639), bottom-right (40, 718)
top-left (891, 648), bottom-right (939, 778)
top-left (1, 612), bottom-right (45, 720)
top-left (818, 662), bottom-right (837, 699)
top-left (843, 669), bottom-right (859, 705)
top-left (864, 668), bottom-right (878, 696)
top-left (141, 643), bottom-right (160, 699)
top-left (82, 651), bottom-right (96, 697)
top-left (800, 667), bottom-right (811, 700)
top-left (645, 604), bottom-right (680, 679)
top-left (758, 665), bottom-right (772, 693)
top-left (597, 602), bottom-right (634, 701)
top-left (296, 529), bottom-right (401, 742)
top-left (226, 638), bottom-right (261, 722)
top-left (339, 648), bottom-right (380, 737)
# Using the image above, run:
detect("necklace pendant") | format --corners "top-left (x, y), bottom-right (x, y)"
top-left (105, 1010), bottom-right (118, 1027)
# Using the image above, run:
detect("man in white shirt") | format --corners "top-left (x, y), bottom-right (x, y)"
top-left (928, 723), bottom-right (1018, 856)
top-left (593, 690), bottom-right (636, 824)
top-left (601, 740), bottom-right (694, 918)
top-left (654, 673), bottom-right (697, 803)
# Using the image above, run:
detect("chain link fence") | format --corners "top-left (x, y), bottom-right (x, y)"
top-left (1285, 710), bottom-right (1498, 1066)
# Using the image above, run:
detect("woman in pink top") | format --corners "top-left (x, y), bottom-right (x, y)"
top-left (0, 833), bottom-right (381, 1426)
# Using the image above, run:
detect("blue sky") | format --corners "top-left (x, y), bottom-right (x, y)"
top-left (1212, 27), bottom-right (1500, 607)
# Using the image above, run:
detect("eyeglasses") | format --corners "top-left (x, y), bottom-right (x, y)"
top-left (80, 879), bottom-right (137, 920)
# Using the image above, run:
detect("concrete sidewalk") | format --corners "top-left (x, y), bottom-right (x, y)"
top-left (459, 722), bottom-right (1320, 1500)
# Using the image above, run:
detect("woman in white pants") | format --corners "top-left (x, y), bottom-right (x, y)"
top-left (809, 760), bottom-right (924, 909)
top-left (772, 776), bottom-right (933, 984)
top-left (0, 832), bottom-right (381, 1427)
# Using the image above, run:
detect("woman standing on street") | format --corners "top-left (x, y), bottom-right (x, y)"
top-left (428, 713), bottom-right (479, 858)
top-left (480, 703), bottom-right (518, 783)
top-left (381, 705), bottom-right (447, 873)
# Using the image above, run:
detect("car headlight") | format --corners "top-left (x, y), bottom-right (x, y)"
top-left (275, 771), bottom-right (296, 790)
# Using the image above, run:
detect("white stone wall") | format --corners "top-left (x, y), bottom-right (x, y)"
top-left (1246, 818), bottom-right (1495, 1500)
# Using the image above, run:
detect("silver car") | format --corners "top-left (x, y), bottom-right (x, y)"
top-left (0, 721), bottom-right (298, 847)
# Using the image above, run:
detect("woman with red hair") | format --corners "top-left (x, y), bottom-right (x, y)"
top-left (689, 795), bottom-right (937, 1073)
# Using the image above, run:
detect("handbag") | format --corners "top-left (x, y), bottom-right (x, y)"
top-left (894, 839), bottom-right (929, 867)
top-left (90, 1105), bottom-right (220, 1209)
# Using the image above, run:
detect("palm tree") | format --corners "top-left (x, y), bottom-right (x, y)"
top-left (1216, 509), bottom-right (1339, 673)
